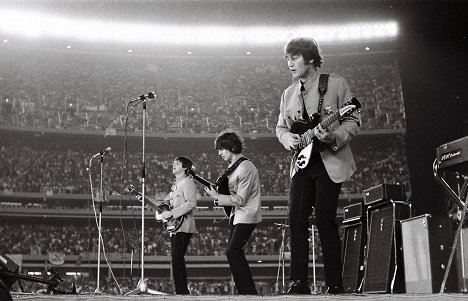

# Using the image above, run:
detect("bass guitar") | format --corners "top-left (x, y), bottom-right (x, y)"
top-left (188, 170), bottom-right (233, 218)
top-left (291, 97), bottom-right (361, 170)
top-left (126, 184), bottom-right (184, 233)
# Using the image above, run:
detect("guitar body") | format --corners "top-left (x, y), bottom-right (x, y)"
top-left (154, 203), bottom-right (185, 233)
top-left (216, 175), bottom-right (233, 218)
top-left (126, 185), bottom-right (184, 233)
top-left (290, 97), bottom-right (361, 171)
top-left (290, 118), bottom-right (317, 135)
top-left (290, 116), bottom-right (320, 169)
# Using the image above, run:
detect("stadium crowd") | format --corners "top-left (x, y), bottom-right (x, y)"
top-left (1, 49), bottom-right (405, 134)
top-left (0, 135), bottom-right (410, 197)
top-left (0, 223), bottom-right (296, 256)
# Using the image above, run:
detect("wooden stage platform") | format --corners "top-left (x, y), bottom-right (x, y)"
top-left (9, 293), bottom-right (468, 301)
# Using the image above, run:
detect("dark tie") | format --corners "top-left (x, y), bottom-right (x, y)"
top-left (300, 82), bottom-right (309, 121)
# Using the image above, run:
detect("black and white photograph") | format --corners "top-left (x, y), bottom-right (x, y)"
top-left (0, 0), bottom-right (467, 300)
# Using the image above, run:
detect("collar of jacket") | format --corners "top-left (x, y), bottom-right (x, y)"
top-left (298, 71), bottom-right (320, 95)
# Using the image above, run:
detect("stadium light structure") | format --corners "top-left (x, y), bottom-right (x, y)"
top-left (0, 8), bottom-right (398, 46)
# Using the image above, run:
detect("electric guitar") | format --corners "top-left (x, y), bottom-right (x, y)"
top-left (291, 97), bottom-right (361, 170)
top-left (188, 170), bottom-right (233, 218)
top-left (125, 184), bottom-right (184, 233)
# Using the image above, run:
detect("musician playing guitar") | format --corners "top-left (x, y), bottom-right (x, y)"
top-left (276, 37), bottom-right (361, 295)
top-left (204, 131), bottom-right (262, 295)
top-left (159, 156), bottom-right (198, 295)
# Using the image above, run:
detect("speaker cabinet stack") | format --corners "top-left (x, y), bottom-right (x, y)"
top-left (362, 200), bottom-right (410, 293)
top-left (359, 183), bottom-right (409, 294)
top-left (342, 184), bottom-right (409, 294)
top-left (342, 202), bottom-right (366, 293)
top-left (400, 214), bottom-right (457, 293)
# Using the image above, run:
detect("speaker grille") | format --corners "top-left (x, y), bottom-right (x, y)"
top-left (342, 222), bottom-right (365, 293)
top-left (364, 205), bottom-right (395, 293)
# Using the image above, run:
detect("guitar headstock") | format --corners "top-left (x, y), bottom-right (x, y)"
top-left (347, 97), bottom-right (361, 110)
top-left (339, 97), bottom-right (361, 116)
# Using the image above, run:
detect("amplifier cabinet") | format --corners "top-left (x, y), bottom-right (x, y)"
top-left (400, 214), bottom-right (457, 293)
top-left (343, 202), bottom-right (364, 224)
top-left (362, 201), bottom-right (410, 293)
top-left (342, 221), bottom-right (366, 293)
top-left (363, 184), bottom-right (406, 206)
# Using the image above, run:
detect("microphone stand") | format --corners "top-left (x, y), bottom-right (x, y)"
top-left (126, 97), bottom-right (164, 295)
top-left (87, 151), bottom-right (105, 294)
top-left (126, 242), bottom-right (135, 288)
top-left (309, 224), bottom-right (318, 294)
top-left (274, 222), bottom-right (288, 294)
top-left (95, 154), bottom-right (106, 293)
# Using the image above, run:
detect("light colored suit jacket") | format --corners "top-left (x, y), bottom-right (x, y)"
top-left (216, 159), bottom-right (262, 225)
top-left (276, 72), bottom-right (361, 183)
top-left (167, 177), bottom-right (198, 234)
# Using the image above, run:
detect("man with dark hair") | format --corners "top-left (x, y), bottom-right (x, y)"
top-left (276, 37), bottom-right (361, 294)
top-left (159, 156), bottom-right (198, 294)
top-left (205, 131), bottom-right (262, 295)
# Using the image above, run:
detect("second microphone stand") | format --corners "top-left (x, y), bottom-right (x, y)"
top-left (274, 222), bottom-right (288, 293)
top-left (88, 150), bottom-right (107, 293)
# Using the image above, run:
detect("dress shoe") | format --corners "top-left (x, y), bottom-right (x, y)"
top-left (287, 280), bottom-right (311, 294)
top-left (326, 285), bottom-right (345, 294)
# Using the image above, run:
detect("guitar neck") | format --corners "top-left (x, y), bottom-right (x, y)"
top-left (144, 198), bottom-right (164, 213)
top-left (131, 191), bottom-right (164, 213)
top-left (191, 173), bottom-right (214, 188)
top-left (300, 111), bottom-right (340, 148)
top-left (320, 111), bottom-right (340, 129)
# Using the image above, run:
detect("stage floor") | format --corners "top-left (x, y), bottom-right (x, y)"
top-left (9, 293), bottom-right (468, 301)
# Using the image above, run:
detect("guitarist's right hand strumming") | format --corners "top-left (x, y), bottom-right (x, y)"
top-left (287, 133), bottom-right (302, 150)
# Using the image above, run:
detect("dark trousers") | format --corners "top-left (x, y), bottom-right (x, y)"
top-left (227, 223), bottom-right (258, 295)
top-left (289, 156), bottom-right (343, 288)
top-left (171, 232), bottom-right (192, 294)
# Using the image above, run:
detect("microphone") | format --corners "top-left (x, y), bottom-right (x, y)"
top-left (100, 147), bottom-right (111, 156)
top-left (130, 91), bottom-right (156, 103)
top-left (88, 147), bottom-right (111, 167)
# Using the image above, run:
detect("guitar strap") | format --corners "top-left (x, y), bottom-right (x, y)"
top-left (309, 73), bottom-right (329, 155)
top-left (216, 157), bottom-right (249, 188)
top-left (317, 73), bottom-right (329, 115)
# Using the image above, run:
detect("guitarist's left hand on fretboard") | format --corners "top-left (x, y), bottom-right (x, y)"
top-left (314, 124), bottom-right (336, 144)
